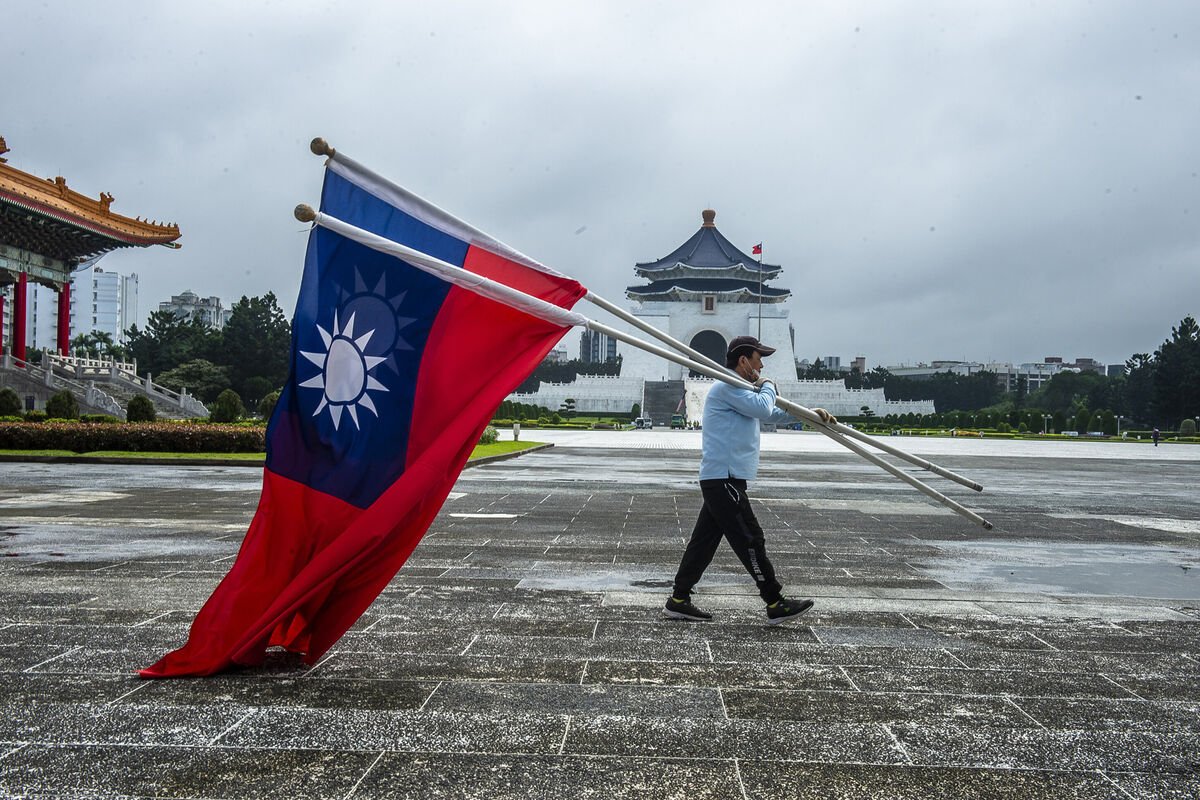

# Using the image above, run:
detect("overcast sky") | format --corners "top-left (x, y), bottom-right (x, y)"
top-left (5, 1), bottom-right (1197, 368)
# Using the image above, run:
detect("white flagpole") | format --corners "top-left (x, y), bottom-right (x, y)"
top-left (583, 292), bottom-right (983, 492)
top-left (295, 205), bottom-right (993, 531)
top-left (306, 138), bottom-right (984, 493)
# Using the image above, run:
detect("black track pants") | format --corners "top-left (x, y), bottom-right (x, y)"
top-left (672, 478), bottom-right (783, 604)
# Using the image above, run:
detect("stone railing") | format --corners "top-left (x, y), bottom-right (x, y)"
top-left (43, 352), bottom-right (208, 418)
top-left (0, 353), bottom-right (126, 418)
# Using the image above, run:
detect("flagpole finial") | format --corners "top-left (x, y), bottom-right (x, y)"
top-left (310, 138), bottom-right (336, 157)
top-left (701, 209), bottom-right (716, 227)
top-left (294, 204), bottom-right (316, 223)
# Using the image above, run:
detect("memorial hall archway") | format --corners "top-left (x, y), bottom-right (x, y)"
top-left (688, 329), bottom-right (726, 377)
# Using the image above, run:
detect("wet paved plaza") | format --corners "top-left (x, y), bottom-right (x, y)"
top-left (0, 432), bottom-right (1198, 798)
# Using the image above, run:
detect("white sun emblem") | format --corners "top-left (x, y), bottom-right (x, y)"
top-left (299, 311), bottom-right (389, 430)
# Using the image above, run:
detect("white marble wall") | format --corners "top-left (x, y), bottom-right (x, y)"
top-left (507, 297), bottom-right (934, 418)
top-left (509, 375), bottom-right (646, 415)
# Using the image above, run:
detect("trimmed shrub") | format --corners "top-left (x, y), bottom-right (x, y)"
top-left (0, 421), bottom-right (265, 453)
top-left (126, 395), bottom-right (157, 423)
top-left (0, 388), bottom-right (21, 416)
top-left (1181, 418), bottom-right (1198, 437)
top-left (81, 414), bottom-right (121, 424)
top-left (24, 410), bottom-right (47, 423)
top-left (45, 390), bottom-right (80, 420)
top-left (478, 425), bottom-right (498, 445)
top-left (209, 389), bottom-right (245, 423)
top-left (258, 390), bottom-right (280, 421)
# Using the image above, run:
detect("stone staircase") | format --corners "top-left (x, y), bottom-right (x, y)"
top-left (0, 352), bottom-right (208, 420)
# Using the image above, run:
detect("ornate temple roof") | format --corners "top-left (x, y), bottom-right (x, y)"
top-left (633, 209), bottom-right (780, 279)
top-left (627, 277), bottom-right (790, 302)
top-left (0, 138), bottom-right (181, 263)
top-left (626, 208), bottom-right (789, 304)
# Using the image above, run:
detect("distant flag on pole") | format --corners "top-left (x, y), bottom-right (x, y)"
top-left (141, 155), bottom-right (586, 678)
top-left (751, 243), bottom-right (762, 255)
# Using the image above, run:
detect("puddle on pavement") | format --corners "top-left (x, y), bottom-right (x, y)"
top-left (918, 540), bottom-right (1200, 600)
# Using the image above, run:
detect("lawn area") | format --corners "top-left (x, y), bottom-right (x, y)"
top-left (0, 441), bottom-right (545, 463)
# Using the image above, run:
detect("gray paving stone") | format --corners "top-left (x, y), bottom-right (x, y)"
top-left (565, 715), bottom-right (907, 763)
top-left (1107, 673), bottom-right (1200, 702)
top-left (23, 645), bottom-right (177, 675)
top-left (315, 652), bottom-right (586, 684)
top-left (811, 626), bottom-right (970, 649)
top-left (0, 701), bottom-right (247, 747)
top-left (221, 707), bottom-right (566, 753)
top-left (0, 744), bottom-right (379, 799)
top-left (893, 723), bottom-right (1200, 773)
top-left (466, 633), bottom-right (710, 663)
top-left (0, 672), bottom-right (140, 704)
top-left (845, 666), bottom-right (1140, 698)
top-left (739, 761), bottom-right (1129, 799)
top-left (1109, 770), bottom-right (1200, 799)
top-left (583, 660), bottom-right (851, 691)
top-left (136, 675), bottom-right (439, 711)
top-left (708, 641), bottom-right (964, 668)
top-left (0, 642), bottom-right (77, 672)
top-left (1, 446), bottom-right (1198, 798)
top-left (372, 613), bottom-right (597, 639)
top-left (425, 681), bottom-right (725, 718)
top-left (0, 606), bottom-right (158, 625)
top-left (1012, 696), bottom-right (1200, 731)
top-left (597, 619), bottom-right (821, 645)
top-left (951, 647), bottom-right (1200, 675)
top-left (723, 688), bottom-right (1032, 726)
top-left (335, 629), bottom-right (480, 655)
top-left (356, 752), bottom-right (742, 799)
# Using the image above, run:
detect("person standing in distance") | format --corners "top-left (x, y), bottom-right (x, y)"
top-left (664, 336), bottom-right (837, 625)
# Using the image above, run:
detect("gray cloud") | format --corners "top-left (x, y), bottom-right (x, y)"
top-left (5, 0), bottom-right (1196, 367)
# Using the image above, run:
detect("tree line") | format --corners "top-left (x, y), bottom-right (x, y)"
top-left (74, 293), bottom-right (292, 412)
top-left (822, 314), bottom-right (1199, 430)
top-left (515, 357), bottom-right (621, 394)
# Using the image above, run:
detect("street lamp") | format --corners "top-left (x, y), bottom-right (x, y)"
top-left (1117, 415), bottom-right (1124, 437)
top-left (1043, 414), bottom-right (1051, 434)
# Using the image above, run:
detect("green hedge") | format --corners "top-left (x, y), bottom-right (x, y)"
top-left (0, 422), bottom-right (265, 453)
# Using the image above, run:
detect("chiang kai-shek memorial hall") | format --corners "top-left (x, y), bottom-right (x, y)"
top-left (509, 209), bottom-right (934, 422)
top-left (0, 136), bottom-right (181, 359)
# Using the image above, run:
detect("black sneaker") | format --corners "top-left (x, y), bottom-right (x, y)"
top-left (663, 597), bottom-right (713, 621)
top-left (766, 597), bottom-right (814, 625)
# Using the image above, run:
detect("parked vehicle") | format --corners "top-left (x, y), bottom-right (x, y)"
top-left (634, 417), bottom-right (654, 429)
top-left (670, 414), bottom-right (686, 429)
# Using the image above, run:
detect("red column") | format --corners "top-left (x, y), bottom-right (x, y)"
top-left (57, 281), bottom-right (71, 356)
top-left (13, 272), bottom-right (27, 362)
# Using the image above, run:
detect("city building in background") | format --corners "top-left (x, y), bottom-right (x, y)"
top-left (579, 329), bottom-right (618, 363)
top-left (883, 356), bottom-right (1118, 395)
top-left (159, 290), bottom-right (229, 330)
top-left (15, 264), bottom-right (139, 350)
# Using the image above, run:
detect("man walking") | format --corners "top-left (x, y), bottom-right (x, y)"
top-left (665, 336), bottom-right (836, 625)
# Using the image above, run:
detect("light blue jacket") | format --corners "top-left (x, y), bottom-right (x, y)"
top-left (699, 380), bottom-right (794, 480)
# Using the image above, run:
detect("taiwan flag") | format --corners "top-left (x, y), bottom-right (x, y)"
top-left (751, 243), bottom-right (762, 255)
top-left (141, 157), bottom-right (586, 677)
